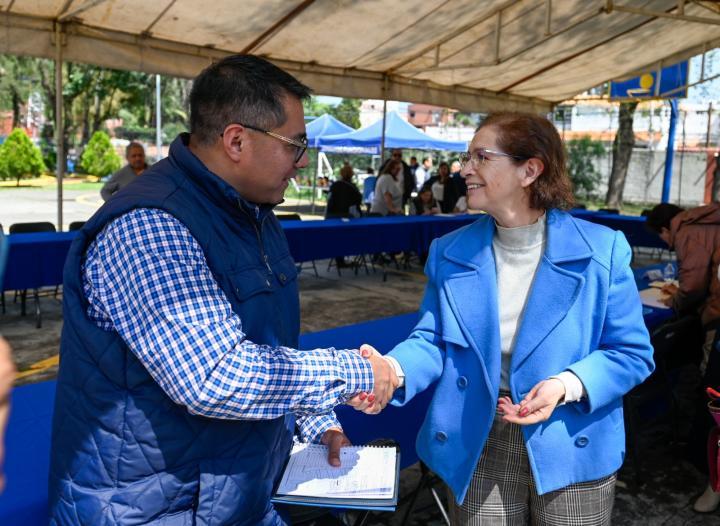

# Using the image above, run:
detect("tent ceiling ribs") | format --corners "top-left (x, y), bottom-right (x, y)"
top-left (240, 0), bottom-right (316, 54)
top-left (496, 4), bottom-right (665, 93)
top-left (400, 7), bottom-right (602, 75)
top-left (58, 0), bottom-right (110, 22)
top-left (142, 0), bottom-right (177, 37)
top-left (693, 1), bottom-right (720, 16)
top-left (386, 0), bottom-right (520, 73)
top-left (3, 0), bottom-right (17, 12)
top-left (345, 0), bottom-right (453, 69)
top-left (609, 2), bottom-right (720, 25)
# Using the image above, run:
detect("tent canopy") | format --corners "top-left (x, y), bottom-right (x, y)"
top-left (3, 1), bottom-right (720, 114)
top-left (319, 111), bottom-right (467, 153)
top-left (305, 114), bottom-right (354, 148)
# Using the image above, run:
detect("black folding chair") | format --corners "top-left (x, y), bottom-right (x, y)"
top-left (7, 221), bottom-right (57, 328)
top-left (623, 314), bottom-right (703, 486)
top-left (69, 221), bottom-right (87, 231)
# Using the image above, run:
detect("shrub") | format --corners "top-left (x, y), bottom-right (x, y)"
top-left (566, 136), bottom-right (605, 199)
top-left (0, 128), bottom-right (45, 185)
top-left (80, 131), bottom-right (122, 178)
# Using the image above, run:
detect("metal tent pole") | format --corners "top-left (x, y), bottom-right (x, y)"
top-left (661, 99), bottom-right (679, 204)
top-left (380, 99), bottom-right (387, 162)
top-left (155, 74), bottom-right (163, 160)
top-left (55, 23), bottom-right (64, 231)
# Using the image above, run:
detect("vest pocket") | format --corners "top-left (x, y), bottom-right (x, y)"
top-left (270, 254), bottom-right (298, 288)
top-left (229, 267), bottom-right (275, 301)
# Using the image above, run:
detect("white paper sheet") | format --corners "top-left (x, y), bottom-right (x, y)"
top-left (640, 287), bottom-right (671, 310)
top-left (276, 443), bottom-right (396, 499)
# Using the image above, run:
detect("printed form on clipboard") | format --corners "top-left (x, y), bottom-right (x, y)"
top-left (272, 443), bottom-right (400, 511)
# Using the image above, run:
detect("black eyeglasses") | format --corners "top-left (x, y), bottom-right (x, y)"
top-left (227, 123), bottom-right (308, 163)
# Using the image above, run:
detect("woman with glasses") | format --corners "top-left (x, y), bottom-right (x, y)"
top-left (360, 112), bottom-right (654, 524)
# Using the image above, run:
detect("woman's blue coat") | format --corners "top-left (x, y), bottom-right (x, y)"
top-left (388, 209), bottom-right (654, 503)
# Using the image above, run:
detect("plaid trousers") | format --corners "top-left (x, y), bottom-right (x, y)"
top-left (448, 411), bottom-right (616, 525)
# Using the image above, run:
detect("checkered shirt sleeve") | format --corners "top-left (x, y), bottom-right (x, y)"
top-left (81, 208), bottom-right (373, 441)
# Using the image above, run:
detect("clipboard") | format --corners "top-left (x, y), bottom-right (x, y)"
top-left (272, 443), bottom-right (401, 511)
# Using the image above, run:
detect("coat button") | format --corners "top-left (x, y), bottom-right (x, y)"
top-left (457, 376), bottom-right (468, 389)
top-left (575, 436), bottom-right (589, 448)
top-left (435, 431), bottom-right (448, 443)
top-left (279, 273), bottom-right (287, 283)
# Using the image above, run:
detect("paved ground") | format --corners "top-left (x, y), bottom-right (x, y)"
top-left (2, 192), bottom-right (720, 524)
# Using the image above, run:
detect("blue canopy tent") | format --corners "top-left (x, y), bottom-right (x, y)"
top-left (306, 114), bottom-right (354, 148)
top-left (318, 111), bottom-right (467, 153)
top-left (304, 114), bottom-right (357, 213)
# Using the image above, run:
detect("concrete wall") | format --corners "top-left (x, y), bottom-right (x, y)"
top-left (592, 150), bottom-right (711, 207)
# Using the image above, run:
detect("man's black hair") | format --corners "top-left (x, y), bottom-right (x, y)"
top-left (645, 203), bottom-right (684, 234)
top-left (190, 54), bottom-right (312, 145)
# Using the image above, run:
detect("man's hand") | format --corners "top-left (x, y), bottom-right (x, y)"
top-left (0, 337), bottom-right (16, 492)
top-left (321, 428), bottom-right (351, 467)
top-left (660, 283), bottom-right (678, 306)
top-left (498, 379), bottom-right (565, 425)
top-left (347, 344), bottom-right (399, 415)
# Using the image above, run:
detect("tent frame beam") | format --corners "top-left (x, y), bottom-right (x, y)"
top-left (241, 0), bottom-right (316, 54)
top-left (608, 2), bottom-right (720, 26)
top-left (0, 12), bottom-right (552, 114)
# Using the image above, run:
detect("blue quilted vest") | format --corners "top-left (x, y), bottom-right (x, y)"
top-left (49, 134), bottom-right (299, 525)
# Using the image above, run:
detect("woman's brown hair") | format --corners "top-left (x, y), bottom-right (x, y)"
top-left (382, 159), bottom-right (402, 179)
top-left (478, 112), bottom-right (575, 210)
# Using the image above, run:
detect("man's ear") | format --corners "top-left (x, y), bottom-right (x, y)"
top-left (221, 124), bottom-right (244, 162)
top-left (521, 158), bottom-right (544, 188)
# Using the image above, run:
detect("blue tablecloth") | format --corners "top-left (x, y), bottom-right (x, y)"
top-left (2, 216), bottom-right (480, 292)
top-left (570, 209), bottom-right (668, 250)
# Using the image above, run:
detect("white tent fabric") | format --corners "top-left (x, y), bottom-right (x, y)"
top-left (3, 0), bottom-right (720, 114)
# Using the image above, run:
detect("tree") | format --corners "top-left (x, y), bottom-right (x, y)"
top-left (566, 136), bottom-right (605, 199)
top-left (605, 101), bottom-right (638, 208)
top-left (80, 131), bottom-right (121, 177)
top-left (0, 128), bottom-right (45, 185)
top-left (329, 98), bottom-right (361, 128)
top-left (0, 56), bottom-right (36, 128)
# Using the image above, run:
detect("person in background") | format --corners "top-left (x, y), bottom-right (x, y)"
top-left (351, 112), bottom-right (653, 525)
top-left (414, 156), bottom-right (434, 189)
top-left (409, 156), bottom-right (419, 178)
top-left (371, 160), bottom-right (403, 216)
top-left (451, 159), bottom-right (467, 199)
top-left (410, 185), bottom-right (439, 216)
top-left (49, 54), bottom-right (395, 525)
top-left (0, 337), bottom-right (15, 493)
top-left (326, 163), bottom-right (362, 219)
top-left (431, 161), bottom-right (460, 214)
top-left (646, 201), bottom-right (720, 513)
top-left (100, 142), bottom-right (148, 201)
top-left (326, 163), bottom-right (363, 270)
top-left (378, 149), bottom-right (415, 207)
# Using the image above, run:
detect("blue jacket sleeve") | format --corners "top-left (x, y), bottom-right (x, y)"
top-left (387, 240), bottom-right (446, 405)
top-left (567, 231), bottom-right (655, 413)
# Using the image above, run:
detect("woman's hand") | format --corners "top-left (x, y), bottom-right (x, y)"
top-left (498, 379), bottom-right (565, 425)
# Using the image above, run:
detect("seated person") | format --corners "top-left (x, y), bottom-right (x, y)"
top-left (410, 185), bottom-right (439, 216)
top-left (370, 160), bottom-right (403, 216)
top-left (326, 163), bottom-right (362, 219)
top-left (431, 162), bottom-right (460, 213)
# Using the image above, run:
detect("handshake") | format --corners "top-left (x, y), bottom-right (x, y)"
top-left (347, 344), bottom-right (400, 414)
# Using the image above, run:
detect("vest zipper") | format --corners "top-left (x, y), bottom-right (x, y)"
top-left (239, 201), bottom-right (273, 276)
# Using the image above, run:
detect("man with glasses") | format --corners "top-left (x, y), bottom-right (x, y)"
top-left (49, 55), bottom-right (397, 525)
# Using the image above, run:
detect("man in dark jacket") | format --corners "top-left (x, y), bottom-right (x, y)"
top-left (49, 55), bottom-right (397, 525)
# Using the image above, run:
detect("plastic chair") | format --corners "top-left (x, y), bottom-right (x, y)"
top-left (68, 221), bottom-right (87, 231)
top-left (362, 176), bottom-right (377, 213)
top-left (7, 221), bottom-right (57, 327)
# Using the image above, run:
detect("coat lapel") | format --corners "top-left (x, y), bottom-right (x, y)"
top-left (442, 217), bottom-right (502, 392)
top-left (511, 210), bottom-right (593, 370)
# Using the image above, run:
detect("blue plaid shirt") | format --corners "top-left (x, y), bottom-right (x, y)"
top-left (81, 208), bottom-right (374, 443)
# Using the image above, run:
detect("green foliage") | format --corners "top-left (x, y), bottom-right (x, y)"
top-left (566, 136), bottom-right (605, 199)
top-left (303, 96), bottom-right (362, 129)
top-left (0, 128), bottom-right (45, 185)
top-left (80, 131), bottom-right (121, 177)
